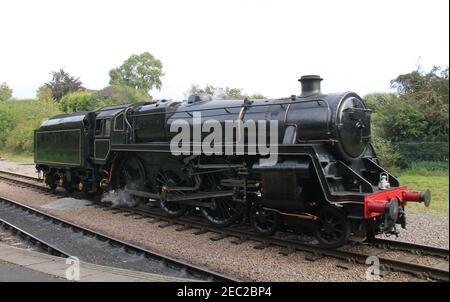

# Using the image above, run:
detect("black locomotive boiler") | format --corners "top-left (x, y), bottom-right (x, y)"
top-left (34, 75), bottom-right (431, 248)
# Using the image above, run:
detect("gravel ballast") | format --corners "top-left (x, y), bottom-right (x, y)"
top-left (0, 159), bottom-right (37, 177)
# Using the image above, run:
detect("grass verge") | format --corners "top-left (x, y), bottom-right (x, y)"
top-left (399, 174), bottom-right (448, 216)
top-left (0, 150), bottom-right (34, 164)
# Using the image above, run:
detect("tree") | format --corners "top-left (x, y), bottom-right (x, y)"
top-left (59, 91), bottom-right (97, 113)
top-left (0, 82), bottom-right (13, 102)
top-left (364, 92), bottom-right (397, 113)
top-left (389, 66), bottom-right (449, 142)
top-left (109, 52), bottom-right (164, 92)
top-left (378, 99), bottom-right (428, 142)
top-left (45, 69), bottom-right (84, 101)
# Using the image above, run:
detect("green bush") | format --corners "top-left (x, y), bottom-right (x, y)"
top-left (59, 91), bottom-right (98, 113)
top-left (364, 92), bottom-right (397, 113)
top-left (371, 137), bottom-right (399, 169)
top-left (36, 85), bottom-right (53, 101)
top-left (378, 99), bottom-right (429, 142)
top-left (96, 85), bottom-right (150, 107)
top-left (0, 109), bottom-right (15, 146)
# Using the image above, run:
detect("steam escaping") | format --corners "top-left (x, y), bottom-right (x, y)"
top-left (184, 85), bottom-right (239, 101)
top-left (212, 87), bottom-right (226, 100)
top-left (101, 189), bottom-right (140, 208)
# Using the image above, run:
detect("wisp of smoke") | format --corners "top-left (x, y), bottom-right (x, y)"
top-left (101, 188), bottom-right (140, 208)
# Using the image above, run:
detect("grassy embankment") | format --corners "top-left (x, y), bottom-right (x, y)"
top-left (0, 99), bottom-right (447, 216)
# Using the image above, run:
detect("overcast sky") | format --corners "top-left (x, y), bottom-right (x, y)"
top-left (0, 0), bottom-right (448, 100)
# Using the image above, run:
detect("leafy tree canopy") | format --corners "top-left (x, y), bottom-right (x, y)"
top-left (59, 91), bottom-right (97, 113)
top-left (0, 82), bottom-right (13, 102)
top-left (45, 69), bottom-right (84, 101)
top-left (109, 52), bottom-right (164, 92)
top-left (364, 92), bottom-right (397, 113)
top-left (365, 66), bottom-right (449, 144)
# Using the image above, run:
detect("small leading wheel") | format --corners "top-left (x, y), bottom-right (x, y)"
top-left (250, 203), bottom-right (278, 236)
top-left (313, 205), bottom-right (350, 248)
top-left (156, 170), bottom-right (188, 217)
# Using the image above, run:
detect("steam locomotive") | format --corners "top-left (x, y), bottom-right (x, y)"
top-left (34, 75), bottom-right (431, 248)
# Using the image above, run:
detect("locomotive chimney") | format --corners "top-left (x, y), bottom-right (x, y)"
top-left (299, 75), bottom-right (323, 96)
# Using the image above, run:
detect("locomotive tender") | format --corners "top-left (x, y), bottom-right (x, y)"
top-left (34, 75), bottom-right (431, 248)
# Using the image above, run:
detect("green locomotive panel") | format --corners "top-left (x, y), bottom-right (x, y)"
top-left (35, 129), bottom-right (83, 166)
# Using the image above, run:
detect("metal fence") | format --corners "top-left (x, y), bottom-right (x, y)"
top-left (393, 142), bottom-right (449, 164)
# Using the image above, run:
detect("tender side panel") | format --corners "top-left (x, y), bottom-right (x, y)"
top-left (35, 129), bottom-right (83, 166)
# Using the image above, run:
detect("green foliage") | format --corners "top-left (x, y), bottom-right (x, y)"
top-left (187, 84), bottom-right (266, 100)
top-left (59, 91), bottom-right (98, 113)
top-left (0, 109), bottom-right (15, 146)
top-left (389, 66), bottom-right (449, 142)
top-left (394, 142), bottom-right (449, 168)
top-left (0, 82), bottom-right (13, 102)
top-left (364, 92), bottom-right (397, 113)
top-left (58, 85), bottom-right (152, 113)
top-left (96, 85), bottom-right (151, 107)
top-left (36, 85), bottom-right (53, 101)
top-left (248, 93), bottom-right (266, 99)
top-left (45, 69), bottom-right (84, 101)
top-left (109, 52), bottom-right (164, 92)
top-left (371, 137), bottom-right (399, 169)
top-left (0, 99), bottom-right (62, 154)
top-left (378, 99), bottom-right (428, 142)
top-left (365, 67), bottom-right (449, 143)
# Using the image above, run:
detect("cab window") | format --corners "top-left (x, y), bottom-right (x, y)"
top-left (114, 113), bottom-right (124, 131)
top-left (104, 119), bottom-right (111, 136)
top-left (95, 119), bottom-right (104, 136)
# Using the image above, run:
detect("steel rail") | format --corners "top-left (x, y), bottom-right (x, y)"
top-left (368, 238), bottom-right (449, 259)
top-left (0, 196), bottom-right (240, 282)
top-left (0, 218), bottom-right (71, 258)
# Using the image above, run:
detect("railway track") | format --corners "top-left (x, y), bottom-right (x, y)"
top-left (0, 195), bottom-right (239, 282)
top-left (1, 170), bottom-right (448, 281)
top-left (0, 216), bottom-right (71, 258)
